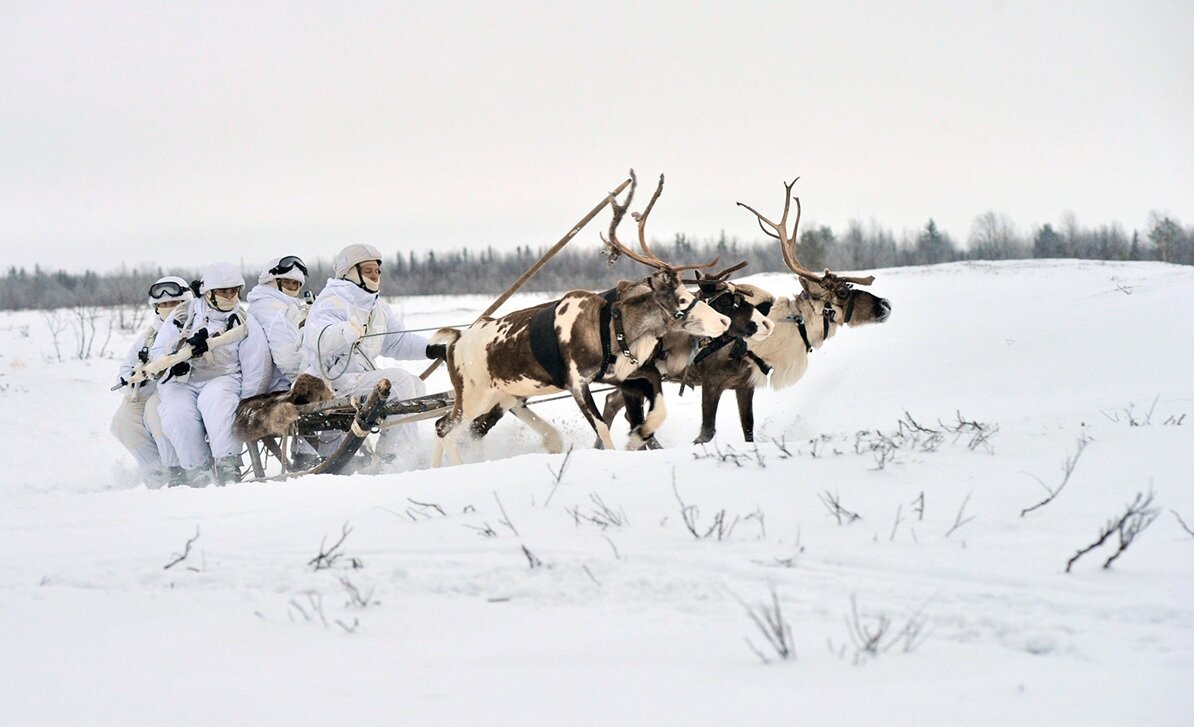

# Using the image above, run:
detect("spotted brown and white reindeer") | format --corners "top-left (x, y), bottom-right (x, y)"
top-left (602, 177), bottom-right (892, 444)
top-left (428, 171), bottom-right (732, 466)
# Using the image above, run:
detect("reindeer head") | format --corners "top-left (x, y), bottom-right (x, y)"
top-left (798, 271), bottom-right (890, 326)
top-left (692, 263), bottom-right (775, 341)
top-left (602, 170), bottom-right (731, 338)
top-left (738, 177), bottom-right (891, 327)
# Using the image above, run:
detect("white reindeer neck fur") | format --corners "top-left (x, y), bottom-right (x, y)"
top-left (748, 294), bottom-right (842, 390)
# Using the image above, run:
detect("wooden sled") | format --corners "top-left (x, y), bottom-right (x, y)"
top-left (233, 374), bottom-right (454, 481)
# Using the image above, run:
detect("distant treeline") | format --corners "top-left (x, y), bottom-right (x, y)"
top-left (2, 212), bottom-right (1191, 311)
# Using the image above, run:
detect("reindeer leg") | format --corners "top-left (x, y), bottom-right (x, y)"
top-left (432, 437), bottom-right (445, 468)
top-left (601, 388), bottom-right (626, 428)
top-left (694, 384), bottom-right (722, 444)
top-left (735, 387), bottom-right (756, 442)
top-left (434, 411), bottom-right (464, 467)
top-left (598, 389), bottom-right (627, 448)
top-left (623, 371), bottom-right (665, 450)
top-left (510, 403), bottom-right (563, 453)
top-left (570, 384), bottom-right (615, 450)
top-left (622, 382), bottom-right (647, 433)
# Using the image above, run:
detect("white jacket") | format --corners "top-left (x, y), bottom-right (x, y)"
top-left (247, 283), bottom-right (306, 392)
top-left (302, 278), bottom-right (430, 380)
top-left (151, 297), bottom-right (273, 400)
top-left (116, 316), bottom-right (164, 399)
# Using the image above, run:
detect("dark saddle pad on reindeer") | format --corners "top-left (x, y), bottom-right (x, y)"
top-left (528, 289), bottom-right (618, 388)
top-left (233, 373), bottom-right (335, 441)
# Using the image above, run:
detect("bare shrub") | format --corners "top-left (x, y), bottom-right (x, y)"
top-left (944, 491), bottom-right (975, 538)
top-left (521, 544), bottom-right (543, 568)
top-left (1066, 490), bottom-right (1161, 572)
top-left (819, 491), bottom-right (862, 525)
top-left (1173, 510), bottom-right (1194, 539)
top-left (693, 442), bottom-right (768, 467)
top-left (1021, 433), bottom-right (1091, 517)
top-left (163, 526), bottom-right (201, 571)
top-left (566, 492), bottom-right (628, 530)
top-left (308, 522), bottom-right (353, 571)
top-left (673, 480), bottom-right (740, 540)
top-left (732, 585), bottom-right (795, 663)
top-left (544, 445), bottom-right (575, 506)
top-left (339, 575), bottom-right (378, 608)
top-left (40, 310), bottom-right (68, 362)
top-left (70, 304), bottom-right (104, 360)
top-left (832, 595), bottom-right (931, 665)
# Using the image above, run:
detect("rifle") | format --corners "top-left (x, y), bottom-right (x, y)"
top-left (111, 321), bottom-right (249, 392)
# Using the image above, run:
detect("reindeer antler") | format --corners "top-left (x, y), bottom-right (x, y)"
top-left (603, 169), bottom-right (718, 273)
top-left (632, 174), bottom-right (665, 261)
top-left (737, 178), bottom-right (876, 287)
top-left (707, 260), bottom-right (749, 281)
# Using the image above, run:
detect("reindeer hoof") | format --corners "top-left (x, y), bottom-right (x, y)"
top-left (693, 430), bottom-right (715, 445)
top-left (640, 436), bottom-right (663, 451)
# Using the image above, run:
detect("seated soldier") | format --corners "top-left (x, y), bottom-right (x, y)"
top-left (302, 244), bottom-right (432, 469)
top-left (152, 263), bottom-right (272, 486)
top-left (247, 255), bottom-right (309, 393)
top-left (111, 276), bottom-right (191, 486)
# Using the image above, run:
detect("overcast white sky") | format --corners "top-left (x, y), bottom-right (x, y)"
top-left (2, 0), bottom-right (1191, 274)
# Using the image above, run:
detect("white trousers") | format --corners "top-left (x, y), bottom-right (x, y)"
top-left (111, 393), bottom-right (160, 477)
top-left (334, 368), bottom-right (426, 457)
top-left (158, 376), bottom-right (243, 470)
top-left (143, 391), bottom-right (178, 468)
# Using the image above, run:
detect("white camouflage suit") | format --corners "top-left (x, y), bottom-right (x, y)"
top-left (247, 282), bottom-right (306, 393)
top-left (152, 297), bottom-right (272, 471)
top-left (110, 316), bottom-right (179, 481)
top-left (302, 278), bottom-right (430, 458)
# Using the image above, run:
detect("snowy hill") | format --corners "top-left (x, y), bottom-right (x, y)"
top-left (1, 260), bottom-right (1191, 726)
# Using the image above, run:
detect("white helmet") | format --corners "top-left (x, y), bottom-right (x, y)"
top-left (200, 262), bottom-right (245, 312)
top-left (146, 276), bottom-right (193, 307)
top-left (199, 262), bottom-right (245, 294)
top-left (333, 244), bottom-right (383, 293)
top-left (258, 255), bottom-right (307, 289)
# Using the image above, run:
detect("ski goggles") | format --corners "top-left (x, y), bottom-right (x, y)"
top-left (269, 255), bottom-right (308, 277)
top-left (148, 280), bottom-right (189, 299)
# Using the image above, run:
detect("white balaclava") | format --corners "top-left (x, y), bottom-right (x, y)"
top-left (200, 262), bottom-right (246, 312)
top-left (333, 244), bottom-right (383, 293)
top-left (258, 255), bottom-right (307, 297)
top-left (147, 275), bottom-right (194, 320)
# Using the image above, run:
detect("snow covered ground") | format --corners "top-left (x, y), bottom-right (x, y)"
top-left (1, 260), bottom-right (1191, 726)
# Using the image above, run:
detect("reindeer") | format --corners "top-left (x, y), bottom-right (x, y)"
top-left (429, 171), bottom-right (733, 466)
top-left (601, 259), bottom-right (775, 448)
top-left (602, 178), bottom-right (892, 444)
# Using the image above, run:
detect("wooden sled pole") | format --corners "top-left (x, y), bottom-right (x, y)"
top-left (310, 378), bottom-right (391, 475)
top-left (418, 175), bottom-right (633, 380)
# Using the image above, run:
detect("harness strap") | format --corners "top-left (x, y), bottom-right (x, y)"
top-left (692, 333), bottom-right (736, 366)
top-left (787, 314), bottom-right (814, 353)
top-left (744, 349), bottom-right (772, 375)
top-left (728, 338), bottom-right (772, 375)
top-left (595, 288), bottom-right (619, 380)
top-left (611, 306), bottom-right (638, 365)
top-left (822, 304), bottom-right (835, 340)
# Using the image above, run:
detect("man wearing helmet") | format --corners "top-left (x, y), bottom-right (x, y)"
top-left (247, 255), bottom-right (309, 393)
top-left (111, 276), bottom-right (191, 486)
top-left (151, 262), bottom-right (272, 485)
top-left (302, 244), bottom-right (431, 469)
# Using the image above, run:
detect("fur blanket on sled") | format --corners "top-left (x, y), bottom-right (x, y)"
top-left (234, 373), bottom-right (335, 441)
